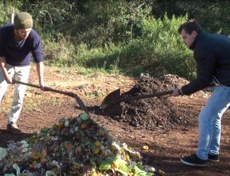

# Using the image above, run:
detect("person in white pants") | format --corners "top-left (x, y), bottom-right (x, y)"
top-left (0, 12), bottom-right (46, 133)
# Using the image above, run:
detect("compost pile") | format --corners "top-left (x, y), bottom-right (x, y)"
top-left (0, 113), bottom-right (159, 176)
top-left (109, 74), bottom-right (198, 131)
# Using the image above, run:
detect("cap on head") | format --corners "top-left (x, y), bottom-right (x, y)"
top-left (14, 12), bottom-right (33, 29)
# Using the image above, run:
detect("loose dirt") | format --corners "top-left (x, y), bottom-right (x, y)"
top-left (0, 64), bottom-right (229, 176)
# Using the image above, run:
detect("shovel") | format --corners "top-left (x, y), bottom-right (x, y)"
top-left (14, 80), bottom-right (88, 114)
top-left (101, 88), bottom-right (173, 115)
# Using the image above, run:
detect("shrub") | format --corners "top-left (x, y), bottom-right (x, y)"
top-left (80, 15), bottom-right (196, 79)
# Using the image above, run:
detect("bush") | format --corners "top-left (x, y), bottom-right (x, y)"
top-left (5, 1), bottom-right (230, 80)
top-left (42, 33), bottom-right (77, 67)
top-left (79, 15), bottom-right (196, 79)
top-left (138, 15), bottom-right (195, 79)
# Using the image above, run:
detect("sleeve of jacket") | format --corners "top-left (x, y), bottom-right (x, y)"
top-left (181, 51), bottom-right (216, 95)
top-left (31, 30), bottom-right (44, 63)
top-left (0, 30), bottom-right (4, 57)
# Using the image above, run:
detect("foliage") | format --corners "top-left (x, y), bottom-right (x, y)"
top-left (78, 15), bottom-right (195, 79)
top-left (22, 0), bottom-right (78, 35)
top-left (152, 0), bottom-right (230, 35)
top-left (41, 33), bottom-right (77, 67)
top-left (138, 15), bottom-right (195, 78)
top-left (20, 0), bottom-right (152, 47)
top-left (0, 1), bottom-right (23, 25)
top-left (1, 0), bottom-right (230, 80)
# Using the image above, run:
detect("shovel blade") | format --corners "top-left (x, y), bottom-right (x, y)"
top-left (101, 88), bottom-right (173, 116)
top-left (101, 89), bottom-right (121, 108)
top-left (101, 89), bottom-right (122, 116)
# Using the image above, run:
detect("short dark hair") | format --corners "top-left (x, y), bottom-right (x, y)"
top-left (178, 19), bottom-right (203, 34)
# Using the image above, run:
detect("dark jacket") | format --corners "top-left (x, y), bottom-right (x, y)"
top-left (0, 24), bottom-right (43, 66)
top-left (181, 31), bottom-right (230, 95)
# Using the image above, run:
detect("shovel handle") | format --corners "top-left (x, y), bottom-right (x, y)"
top-left (14, 80), bottom-right (73, 96)
top-left (14, 80), bottom-right (41, 89)
top-left (101, 89), bottom-right (173, 110)
top-left (14, 80), bottom-right (88, 114)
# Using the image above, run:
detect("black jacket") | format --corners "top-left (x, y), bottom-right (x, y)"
top-left (181, 31), bottom-right (230, 95)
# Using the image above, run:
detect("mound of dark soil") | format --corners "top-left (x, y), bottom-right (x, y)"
top-left (107, 74), bottom-right (197, 131)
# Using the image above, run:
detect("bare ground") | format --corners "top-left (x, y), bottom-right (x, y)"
top-left (0, 65), bottom-right (229, 176)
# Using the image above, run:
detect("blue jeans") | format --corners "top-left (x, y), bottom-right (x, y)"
top-left (196, 85), bottom-right (230, 160)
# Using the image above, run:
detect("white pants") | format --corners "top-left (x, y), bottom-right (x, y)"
top-left (0, 63), bottom-right (30, 124)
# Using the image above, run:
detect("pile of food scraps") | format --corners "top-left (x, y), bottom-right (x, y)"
top-left (0, 113), bottom-right (162, 176)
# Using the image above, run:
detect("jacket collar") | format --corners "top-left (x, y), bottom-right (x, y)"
top-left (189, 31), bottom-right (205, 50)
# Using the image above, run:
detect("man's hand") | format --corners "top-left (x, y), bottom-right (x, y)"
top-left (172, 88), bottom-right (181, 96)
top-left (39, 81), bottom-right (47, 90)
top-left (0, 57), bottom-right (14, 84)
top-left (5, 75), bottom-right (14, 84)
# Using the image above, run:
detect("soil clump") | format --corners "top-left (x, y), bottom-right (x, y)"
top-left (105, 74), bottom-right (198, 131)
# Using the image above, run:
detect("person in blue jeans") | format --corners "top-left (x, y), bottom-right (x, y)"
top-left (172, 19), bottom-right (230, 167)
top-left (0, 12), bottom-right (46, 133)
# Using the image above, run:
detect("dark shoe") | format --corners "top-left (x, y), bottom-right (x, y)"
top-left (7, 123), bottom-right (22, 134)
top-left (180, 154), bottom-right (208, 167)
top-left (208, 154), bottom-right (219, 162)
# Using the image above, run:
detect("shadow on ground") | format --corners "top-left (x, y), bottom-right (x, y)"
top-left (0, 131), bottom-right (33, 148)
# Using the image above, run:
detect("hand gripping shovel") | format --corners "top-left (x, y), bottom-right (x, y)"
top-left (14, 80), bottom-right (88, 114)
top-left (101, 89), bottom-right (173, 116)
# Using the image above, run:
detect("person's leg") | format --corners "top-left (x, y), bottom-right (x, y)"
top-left (209, 86), bottom-right (230, 155)
top-left (181, 85), bottom-right (230, 166)
top-left (0, 64), bottom-right (15, 104)
top-left (8, 65), bottom-right (30, 124)
top-left (197, 85), bottom-right (230, 160)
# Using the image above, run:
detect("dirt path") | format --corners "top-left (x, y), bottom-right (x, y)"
top-left (0, 65), bottom-right (229, 176)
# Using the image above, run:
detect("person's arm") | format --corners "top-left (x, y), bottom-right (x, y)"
top-left (0, 56), bottom-right (13, 84)
top-left (30, 30), bottom-right (46, 88)
top-left (36, 61), bottom-right (45, 88)
top-left (0, 27), bottom-right (13, 84)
